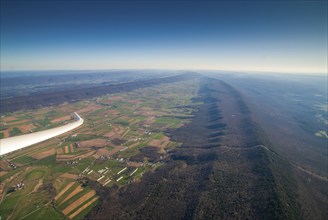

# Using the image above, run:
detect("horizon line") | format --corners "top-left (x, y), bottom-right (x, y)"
top-left (1, 67), bottom-right (327, 76)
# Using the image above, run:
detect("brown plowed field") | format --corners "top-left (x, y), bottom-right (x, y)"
top-left (128, 142), bottom-right (141, 148)
top-left (10, 119), bottom-right (29, 125)
top-left (79, 139), bottom-right (108, 148)
top-left (60, 173), bottom-right (78, 180)
top-left (62, 190), bottom-right (96, 215)
top-left (70, 144), bottom-right (74, 153)
top-left (0, 160), bottom-right (10, 171)
top-left (103, 125), bottom-right (124, 139)
top-left (127, 162), bottom-right (143, 167)
top-left (2, 116), bottom-right (18, 122)
top-left (57, 148), bottom-right (64, 154)
top-left (64, 145), bottom-right (69, 154)
top-left (103, 133), bottom-right (121, 139)
top-left (32, 148), bottom-right (55, 159)
top-left (107, 109), bottom-right (120, 116)
top-left (148, 139), bottom-right (162, 147)
top-left (148, 136), bottom-right (170, 150)
top-left (0, 171), bottom-right (8, 177)
top-left (69, 196), bottom-right (98, 219)
top-left (17, 124), bottom-right (35, 133)
top-left (55, 182), bottom-right (75, 201)
top-left (94, 148), bottom-right (112, 157)
top-left (57, 154), bottom-right (75, 160)
top-left (2, 130), bottom-right (9, 138)
top-left (59, 184), bottom-right (83, 206)
top-left (79, 151), bottom-right (95, 158)
top-left (0, 183), bottom-right (4, 199)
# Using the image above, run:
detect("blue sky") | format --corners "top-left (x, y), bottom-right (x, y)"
top-left (1, 0), bottom-right (327, 74)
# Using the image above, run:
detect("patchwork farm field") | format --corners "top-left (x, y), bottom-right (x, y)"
top-left (0, 79), bottom-right (200, 219)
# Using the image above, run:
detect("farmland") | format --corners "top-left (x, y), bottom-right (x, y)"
top-left (0, 78), bottom-right (200, 219)
top-left (1, 73), bottom-right (326, 219)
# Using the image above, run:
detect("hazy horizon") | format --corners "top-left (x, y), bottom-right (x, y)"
top-left (0, 68), bottom-right (327, 77)
top-left (1, 1), bottom-right (327, 74)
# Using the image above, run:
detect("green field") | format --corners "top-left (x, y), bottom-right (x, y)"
top-left (0, 79), bottom-right (200, 219)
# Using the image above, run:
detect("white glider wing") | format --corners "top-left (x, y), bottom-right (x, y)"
top-left (0, 112), bottom-right (83, 156)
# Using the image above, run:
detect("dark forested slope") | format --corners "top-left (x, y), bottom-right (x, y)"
top-left (85, 77), bottom-right (301, 220)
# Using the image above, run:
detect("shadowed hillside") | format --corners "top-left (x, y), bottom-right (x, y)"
top-left (85, 77), bottom-right (301, 220)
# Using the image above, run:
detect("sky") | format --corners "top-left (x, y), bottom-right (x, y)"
top-left (1, 0), bottom-right (327, 74)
